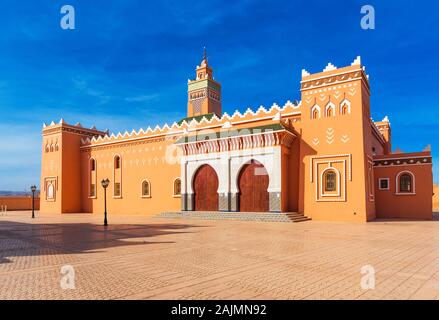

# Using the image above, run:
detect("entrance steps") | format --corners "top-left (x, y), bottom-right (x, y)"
top-left (157, 211), bottom-right (311, 223)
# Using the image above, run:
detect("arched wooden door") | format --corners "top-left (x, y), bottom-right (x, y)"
top-left (193, 164), bottom-right (219, 211)
top-left (238, 160), bottom-right (269, 212)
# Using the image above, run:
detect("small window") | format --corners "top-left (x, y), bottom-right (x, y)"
top-left (142, 180), bottom-right (151, 197)
top-left (114, 183), bottom-right (121, 197)
top-left (399, 174), bottom-right (412, 193)
top-left (379, 178), bottom-right (389, 190)
top-left (114, 156), bottom-right (121, 169)
top-left (324, 170), bottom-right (337, 192)
top-left (173, 178), bottom-right (181, 197)
top-left (341, 104), bottom-right (348, 115)
top-left (90, 159), bottom-right (96, 171)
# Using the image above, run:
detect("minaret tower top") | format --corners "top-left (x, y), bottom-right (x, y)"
top-left (187, 48), bottom-right (222, 117)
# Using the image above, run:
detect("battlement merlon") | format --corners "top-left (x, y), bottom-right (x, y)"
top-left (300, 56), bottom-right (370, 93)
top-left (42, 119), bottom-right (108, 138)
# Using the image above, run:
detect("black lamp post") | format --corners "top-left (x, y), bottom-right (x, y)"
top-left (101, 178), bottom-right (110, 226)
top-left (30, 185), bottom-right (37, 219)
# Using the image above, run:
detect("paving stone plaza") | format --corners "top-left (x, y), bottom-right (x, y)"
top-left (1, 211), bottom-right (439, 300)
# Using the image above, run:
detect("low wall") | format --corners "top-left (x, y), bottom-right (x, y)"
top-left (0, 196), bottom-right (40, 211)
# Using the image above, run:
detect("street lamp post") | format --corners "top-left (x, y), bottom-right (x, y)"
top-left (101, 178), bottom-right (110, 227)
top-left (30, 185), bottom-right (37, 219)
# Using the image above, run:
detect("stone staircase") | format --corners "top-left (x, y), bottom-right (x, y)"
top-left (156, 211), bottom-right (311, 223)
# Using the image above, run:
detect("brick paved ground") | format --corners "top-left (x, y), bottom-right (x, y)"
top-left (1, 211), bottom-right (439, 300)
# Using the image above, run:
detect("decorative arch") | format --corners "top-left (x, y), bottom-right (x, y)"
top-left (325, 102), bottom-right (335, 117)
top-left (237, 160), bottom-right (269, 212)
top-left (311, 104), bottom-right (321, 119)
top-left (396, 171), bottom-right (415, 194)
top-left (340, 99), bottom-right (351, 115)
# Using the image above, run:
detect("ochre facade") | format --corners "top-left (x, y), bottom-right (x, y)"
top-left (40, 55), bottom-right (434, 221)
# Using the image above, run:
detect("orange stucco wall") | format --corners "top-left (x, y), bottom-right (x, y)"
top-left (80, 138), bottom-right (181, 215)
top-left (374, 156), bottom-right (433, 219)
top-left (39, 56), bottom-right (434, 222)
top-left (0, 197), bottom-right (40, 211)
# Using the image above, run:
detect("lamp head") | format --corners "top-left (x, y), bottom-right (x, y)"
top-left (101, 178), bottom-right (110, 189)
top-left (30, 185), bottom-right (37, 192)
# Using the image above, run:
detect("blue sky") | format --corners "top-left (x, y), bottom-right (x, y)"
top-left (0, 0), bottom-right (438, 191)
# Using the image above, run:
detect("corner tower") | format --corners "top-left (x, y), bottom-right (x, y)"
top-left (187, 48), bottom-right (222, 117)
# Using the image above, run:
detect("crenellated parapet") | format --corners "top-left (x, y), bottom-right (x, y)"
top-left (301, 56), bottom-right (370, 92)
top-left (78, 100), bottom-right (302, 148)
top-left (42, 119), bottom-right (108, 138)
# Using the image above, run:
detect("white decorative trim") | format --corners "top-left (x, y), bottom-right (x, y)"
top-left (351, 56), bottom-right (361, 66)
top-left (323, 62), bottom-right (337, 72)
top-left (310, 154), bottom-right (352, 182)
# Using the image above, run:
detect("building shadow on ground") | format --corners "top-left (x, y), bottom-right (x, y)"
top-left (0, 220), bottom-right (207, 264)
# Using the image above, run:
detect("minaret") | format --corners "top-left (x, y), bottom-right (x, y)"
top-left (187, 48), bottom-right (222, 117)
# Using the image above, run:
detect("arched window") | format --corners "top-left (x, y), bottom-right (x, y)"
top-left (141, 180), bottom-right (151, 197)
top-left (341, 104), bottom-right (348, 115)
top-left (113, 155), bottom-right (122, 197)
top-left (114, 156), bottom-right (121, 169)
top-left (324, 170), bottom-right (337, 192)
top-left (399, 174), bottom-right (413, 193)
top-left (89, 158), bottom-right (97, 197)
top-left (173, 178), bottom-right (181, 197)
